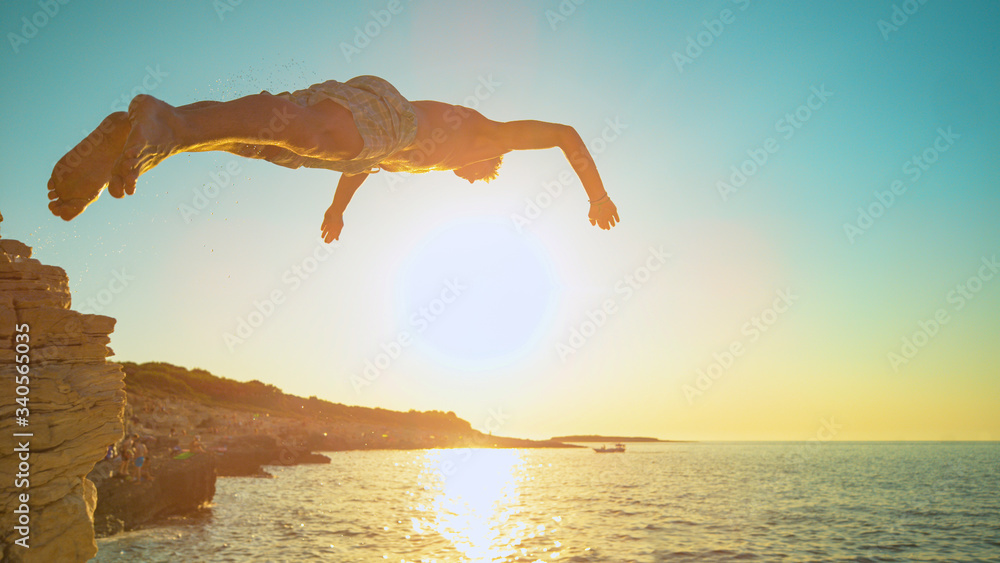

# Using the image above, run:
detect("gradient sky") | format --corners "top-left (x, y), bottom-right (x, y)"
top-left (2, 0), bottom-right (998, 441)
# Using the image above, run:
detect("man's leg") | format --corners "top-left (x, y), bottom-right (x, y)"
top-left (109, 93), bottom-right (365, 197)
top-left (215, 142), bottom-right (357, 172)
top-left (48, 100), bottom-right (241, 220)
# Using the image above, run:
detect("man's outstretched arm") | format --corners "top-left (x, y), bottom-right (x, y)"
top-left (321, 172), bottom-right (369, 242)
top-left (492, 120), bottom-right (619, 229)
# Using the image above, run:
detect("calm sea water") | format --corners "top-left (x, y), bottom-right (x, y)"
top-left (91, 443), bottom-right (1000, 562)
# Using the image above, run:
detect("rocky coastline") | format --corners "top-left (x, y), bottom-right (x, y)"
top-left (86, 362), bottom-right (577, 538)
top-left (90, 451), bottom-right (216, 537)
top-left (0, 232), bottom-right (125, 563)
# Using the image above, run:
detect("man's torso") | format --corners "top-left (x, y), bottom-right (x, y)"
top-left (378, 101), bottom-right (502, 173)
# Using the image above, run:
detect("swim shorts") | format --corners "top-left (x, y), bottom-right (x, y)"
top-left (134, 457), bottom-right (145, 468)
top-left (270, 75), bottom-right (418, 174)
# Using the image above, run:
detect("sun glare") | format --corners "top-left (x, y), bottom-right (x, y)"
top-left (396, 218), bottom-right (558, 370)
top-left (413, 449), bottom-right (533, 561)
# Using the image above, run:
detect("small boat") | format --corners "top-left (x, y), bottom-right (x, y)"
top-left (593, 442), bottom-right (626, 453)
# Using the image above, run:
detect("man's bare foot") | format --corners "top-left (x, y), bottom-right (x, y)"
top-left (47, 112), bottom-right (130, 221)
top-left (109, 95), bottom-right (181, 198)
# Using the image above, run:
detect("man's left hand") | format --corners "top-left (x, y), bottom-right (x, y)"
top-left (589, 198), bottom-right (620, 230)
top-left (321, 206), bottom-right (345, 243)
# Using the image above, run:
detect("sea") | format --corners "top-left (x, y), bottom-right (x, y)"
top-left (90, 442), bottom-right (1000, 562)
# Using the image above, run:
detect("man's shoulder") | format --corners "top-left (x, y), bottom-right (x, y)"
top-left (412, 100), bottom-right (492, 130)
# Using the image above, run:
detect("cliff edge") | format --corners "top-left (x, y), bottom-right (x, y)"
top-left (0, 227), bottom-right (126, 563)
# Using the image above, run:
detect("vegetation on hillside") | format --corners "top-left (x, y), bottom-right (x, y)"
top-left (122, 361), bottom-right (473, 434)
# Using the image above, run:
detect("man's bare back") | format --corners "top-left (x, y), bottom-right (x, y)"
top-left (46, 76), bottom-right (619, 240)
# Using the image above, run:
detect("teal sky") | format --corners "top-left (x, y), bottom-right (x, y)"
top-left (2, 0), bottom-right (998, 440)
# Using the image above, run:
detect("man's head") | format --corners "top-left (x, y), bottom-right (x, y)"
top-left (453, 156), bottom-right (503, 183)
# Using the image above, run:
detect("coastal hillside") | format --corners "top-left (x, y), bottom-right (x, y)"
top-left (122, 361), bottom-right (571, 450)
top-left (123, 361), bottom-right (472, 435)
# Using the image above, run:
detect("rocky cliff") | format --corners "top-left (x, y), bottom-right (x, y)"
top-left (0, 230), bottom-right (126, 563)
top-left (91, 453), bottom-right (217, 537)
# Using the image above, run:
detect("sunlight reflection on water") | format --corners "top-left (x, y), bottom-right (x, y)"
top-left (412, 449), bottom-right (546, 562)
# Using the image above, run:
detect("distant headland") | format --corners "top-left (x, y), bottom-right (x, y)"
top-left (551, 435), bottom-right (689, 443)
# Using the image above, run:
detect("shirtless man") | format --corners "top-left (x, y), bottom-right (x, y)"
top-left (47, 76), bottom-right (619, 241)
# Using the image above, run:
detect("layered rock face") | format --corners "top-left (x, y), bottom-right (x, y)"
top-left (0, 236), bottom-right (125, 563)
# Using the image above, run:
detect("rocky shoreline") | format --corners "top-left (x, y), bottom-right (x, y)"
top-left (88, 432), bottom-right (337, 537)
top-left (89, 373), bottom-right (576, 538)
top-left (90, 452), bottom-right (216, 537)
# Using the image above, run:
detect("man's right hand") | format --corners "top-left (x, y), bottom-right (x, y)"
top-left (321, 206), bottom-right (345, 243)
